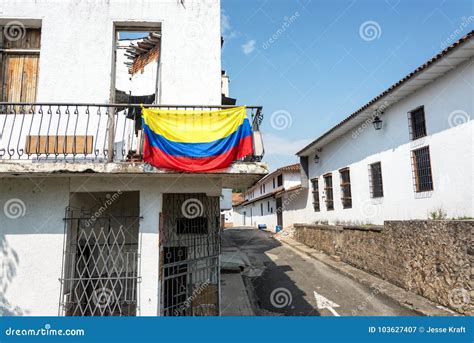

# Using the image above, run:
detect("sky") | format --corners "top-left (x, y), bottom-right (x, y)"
top-left (221, 0), bottom-right (473, 171)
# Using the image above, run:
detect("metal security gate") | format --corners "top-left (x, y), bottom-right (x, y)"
top-left (160, 193), bottom-right (220, 316)
top-left (59, 207), bottom-right (141, 316)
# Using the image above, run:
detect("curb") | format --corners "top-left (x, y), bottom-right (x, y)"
top-left (277, 236), bottom-right (457, 317)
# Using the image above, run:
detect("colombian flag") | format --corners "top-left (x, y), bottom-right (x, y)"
top-left (142, 106), bottom-right (254, 172)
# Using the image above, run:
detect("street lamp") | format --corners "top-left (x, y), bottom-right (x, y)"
top-left (372, 115), bottom-right (383, 130)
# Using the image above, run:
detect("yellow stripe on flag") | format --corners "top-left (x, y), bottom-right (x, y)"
top-left (142, 106), bottom-right (248, 143)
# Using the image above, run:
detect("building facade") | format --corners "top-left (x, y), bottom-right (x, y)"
top-left (0, 0), bottom-right (266, 316)
top-left (233, 164), bottom-right (307, 230)
top-left (298, 32), bottom-right (473, 226)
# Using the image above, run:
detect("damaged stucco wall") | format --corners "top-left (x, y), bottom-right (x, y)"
top-left (294, 221), bottom-right (473, 315)
top-left (0, 0), bottom-right (221, 104)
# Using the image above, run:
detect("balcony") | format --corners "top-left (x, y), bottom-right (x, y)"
top-left (0, 103), bottom-right (267, 187)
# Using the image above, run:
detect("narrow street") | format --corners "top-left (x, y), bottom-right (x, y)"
top-left (222, 227), bottom-right (418, 316)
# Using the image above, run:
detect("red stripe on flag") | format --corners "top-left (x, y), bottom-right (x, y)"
top-left (143, 135), bottom-right (254, 172)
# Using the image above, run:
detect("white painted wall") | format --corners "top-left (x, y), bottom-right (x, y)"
top-left (280, 190), bottom-right (309, 227)
top-left (234, 197), bottom-right (277, 229)
top-left (283, 172), bottom-right (301, 189)
top-left (302, 58), bottom-right (473, 225)
top-left (0, 175), bottom-right (222, 316)
top-left (0, 0), bottom-right (221, 161)
top-left (234, 170), bottom-right (306, 229)
top-left (243, 170), bottom-right (299, 202)
top-left (0, 0), bottom-right (221, 104)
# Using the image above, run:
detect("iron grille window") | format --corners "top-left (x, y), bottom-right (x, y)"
top-left (161, 194), bottom-right (220, 316)
top-left (412, 146), bottom-right (434, 192)
top-left (311, 178), bottom-right (320, 212)
top-left (369, 162), bottom-right (384, 198)
top-left (177, 217), bottom-right (208, 234)
top-left (409, 106), bottom-right (427, 140)
top-left (277, 174), bottom-right (283, 187)
top-left (260, 203), bottom-right (263, 215)
top-left (339, 168), bottom-right (352, 209)
top-left (60, 210), bottom-right (141, 316)
top-left (267, 201), bottom-right (270, 212)
top-left (324, 174), bottom-right (334, 211)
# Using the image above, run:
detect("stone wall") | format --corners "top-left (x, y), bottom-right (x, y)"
top-left (293, 224), bottom-right (343, 256)
top-left (293, 220), bottom-right (473, 315)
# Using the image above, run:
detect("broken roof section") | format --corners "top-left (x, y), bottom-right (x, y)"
top-left (123, 31), bottom-right (161, 75)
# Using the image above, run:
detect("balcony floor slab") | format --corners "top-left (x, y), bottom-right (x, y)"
top-left (0, 161), bottom-right (268, 189)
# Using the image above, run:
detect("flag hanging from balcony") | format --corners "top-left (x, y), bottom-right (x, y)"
top-left (142, 106), bottom-right (254, 172)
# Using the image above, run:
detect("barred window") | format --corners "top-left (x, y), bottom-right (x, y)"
top-left (409, 106), bottom-right (427, 140)
top-left (411, 146), bottom-right (433, 192)
top-left (369, 162), bottom-right (384, 198)
top-left (339, 168), bottom-right (352, 209)
top-left (311, 178), bottom-right (320, 212)
top-left (324, 174), bottom-right (334, 211)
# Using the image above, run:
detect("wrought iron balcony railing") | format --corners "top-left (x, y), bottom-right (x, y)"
top-left (0, 103), bottom-right (264, 163)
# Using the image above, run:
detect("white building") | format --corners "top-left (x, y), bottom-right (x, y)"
top-left (0, 0), bottom-right (266, 317)
top-left (233, 164), bottom-right (306, 230)
top-left (297, 31), bottom-right (473, 226)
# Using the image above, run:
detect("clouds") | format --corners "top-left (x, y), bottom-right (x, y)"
top-left (241, 39), bottom-right (256, 55)
top-left (263, 133), bottom-right (311, 156)
top-left (261, 133), bottom-right (311, 170)
top-left (221, 9), bottom-right (238, 41)
top-left (221, 9), bottom-right (256, 56)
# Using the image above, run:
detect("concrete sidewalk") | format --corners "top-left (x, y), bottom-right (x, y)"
top-left (277, 236), bottom-right (456, 316)
top-left (220, 240), bottom-right (255, 316)
top-left (220, 272), bottom-right (255, 316)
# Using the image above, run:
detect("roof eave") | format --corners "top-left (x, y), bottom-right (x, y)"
top-left (296, 30), bottom-right (474, 157)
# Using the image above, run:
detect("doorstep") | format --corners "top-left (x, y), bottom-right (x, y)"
top-left (277, 236), bottom-right (457, 317)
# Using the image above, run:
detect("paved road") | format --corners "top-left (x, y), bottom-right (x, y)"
top-left (222, 227), bottom-right (417, 316)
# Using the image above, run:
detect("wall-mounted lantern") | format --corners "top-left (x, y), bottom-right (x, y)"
top-left (314, 154), bottom-right (320, 163)
top-left (372, 116), bottom-right (383, 130)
